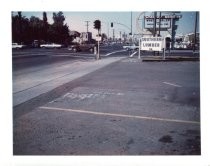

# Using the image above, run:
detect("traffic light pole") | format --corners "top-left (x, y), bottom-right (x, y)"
top-left (94, 20), bottom-right (101, 60)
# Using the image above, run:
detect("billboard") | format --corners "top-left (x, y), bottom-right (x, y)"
top-left (144, 18), bottom-right (171, 29)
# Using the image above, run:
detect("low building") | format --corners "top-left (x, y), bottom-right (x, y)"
top-left (71, 32), bottom-right (93, 44)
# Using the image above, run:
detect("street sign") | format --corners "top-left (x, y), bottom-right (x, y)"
top-left (96, 36), bottom-right (102, 41)
top-left (144, 18), bottom-right (171, 29)
top-left (141, 37), bottom-right (164, 51)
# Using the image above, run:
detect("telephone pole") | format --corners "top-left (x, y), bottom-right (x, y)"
top-left (131, 11), bottom-right (132, 35)
top-left (85, 21), bottom-right (90, 32)
top-left (193, 12), bottom-right (198, 52)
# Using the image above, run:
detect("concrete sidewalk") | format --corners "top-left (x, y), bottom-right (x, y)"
top-left (13, 57), bottom-right (125, 106)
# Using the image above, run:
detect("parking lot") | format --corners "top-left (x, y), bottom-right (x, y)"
top-left (13, 58), bottom-right (200, 155)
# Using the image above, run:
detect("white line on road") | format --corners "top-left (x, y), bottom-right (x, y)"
top-left (163, 82), bottom-right (182, 87)
top-left (105, 50), bottom-right (126, 56)
top-left (129, 51), bottom-right (137, 58)
top-left (39, 106), bottom-right (200, 125)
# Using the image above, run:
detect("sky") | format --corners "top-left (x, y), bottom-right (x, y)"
top-left (14, 11), bottom-right (199, 38)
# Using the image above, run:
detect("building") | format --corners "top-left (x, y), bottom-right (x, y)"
top-left (71, 32), bottom-right (93, 44)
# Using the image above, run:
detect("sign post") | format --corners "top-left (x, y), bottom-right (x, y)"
top-left (96, 35), bottom-right (102, 60)
top-left (163, 37), bottom-right (166, 60)
top-left (138, 38), bottom-right (141, 59)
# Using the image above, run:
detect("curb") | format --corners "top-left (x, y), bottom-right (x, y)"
top-left (12, 54), bottom-right (48, 59)
top-left (141, 56), bottom-right (199, 62)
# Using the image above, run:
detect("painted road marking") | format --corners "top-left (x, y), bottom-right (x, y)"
top-left (39, 106), bottom-right (200, 125)
top-left (163, 82), bottom-right (182, 88)
top-left (60, 89), bottom-right (124, 101)
top-left (105, 50), bottom-right (126, 56)
top-left (129, 51), bottom-right (138, 58)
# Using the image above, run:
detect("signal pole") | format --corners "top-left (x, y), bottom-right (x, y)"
top-left (113, 29), bottom-right (115, 41)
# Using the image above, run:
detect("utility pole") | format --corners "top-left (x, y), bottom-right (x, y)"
top-left (85, 21), bottom-right (90, 32)
top-left (193, 12), bottom-right (198, 52)
top-left (113, 29), bottom-right (115, 41)
top-left (131, 11), bottom-right (132, 35)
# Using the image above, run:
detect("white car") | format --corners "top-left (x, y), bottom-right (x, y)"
top-left (12, 43), bottom-right (26, 49)
top-left (123, 44), bottom-right (139, 50)
top-left (40, 43), bottom-right (62, 49)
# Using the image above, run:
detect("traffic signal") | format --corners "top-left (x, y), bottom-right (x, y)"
top-left (94, 20), bottom-right (101, 30)
top-left (111, 22), bottom-right (113, 27)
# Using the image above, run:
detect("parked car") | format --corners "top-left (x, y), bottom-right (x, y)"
top-left (68, 43), bottom-right (95, 52)
top-left (123, 44), bottom-right (139, 51)
top-left (32, 40), bottom-right (40, 48)
top-left (12, 43), bottom-right (26, 49)
top-left (40, 43), bottom-right (62, 49)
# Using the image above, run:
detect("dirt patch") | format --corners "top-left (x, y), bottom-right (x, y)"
top-left (159, 135), bottom-right (173, 143)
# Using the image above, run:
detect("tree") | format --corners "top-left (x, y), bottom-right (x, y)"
top-left (42, 12), bottom-right (49, 41)
top-left (12, 12), bottom-right (30, 43)
top-left (29, 16), bottom-right (43, 41)
top-left (48, 11), bottom-right (70, 44)
top-left (52, 11), bottom-right (65, 26)
top-left (43, 12), bottom-right (47, 24)
top-left (101, 33), bottom-right (107, 41)
top-left (12, 11), bottom-right (71, 45)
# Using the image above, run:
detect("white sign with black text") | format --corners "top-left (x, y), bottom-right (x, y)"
top-left (96, 36), bottom-right (102, 41)
top-left (144, 18), bottom-right (171, 29)
top-left (141, 37), bottom-right (164, 51)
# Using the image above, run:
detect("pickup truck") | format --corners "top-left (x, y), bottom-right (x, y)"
top-left (123, 44), bottom-right (139, 51)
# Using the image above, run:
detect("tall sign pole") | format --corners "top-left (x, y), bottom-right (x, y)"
top-left (193, 12), bottom-right (198, 52)
top-left (153, 12), bottom-right (157, 56)
top-left (158, 12), bottom-right (161, 36)
top-left (138, 38), bottom-right (141, 59)
top-left (153, 12), bottom-right (157, 37)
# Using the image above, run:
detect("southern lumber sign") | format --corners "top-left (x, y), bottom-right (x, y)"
top-left (141, 37), bottom-right (164, 51)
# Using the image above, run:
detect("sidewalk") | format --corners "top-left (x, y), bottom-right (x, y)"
top-left (13, 57), bottom-right (125, 106)
top-left (128, 51), bottom-right (199, 62)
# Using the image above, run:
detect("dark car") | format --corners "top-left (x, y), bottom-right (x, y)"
top-left (68, 42), bottom-right (95, 52)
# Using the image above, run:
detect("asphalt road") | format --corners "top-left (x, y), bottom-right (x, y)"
top-left (12, 46), bottom-right (199, 70)
top-left (13, 50), bottom-right (200, 155)
top-left (12, 44), bottom-right (125, 70)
